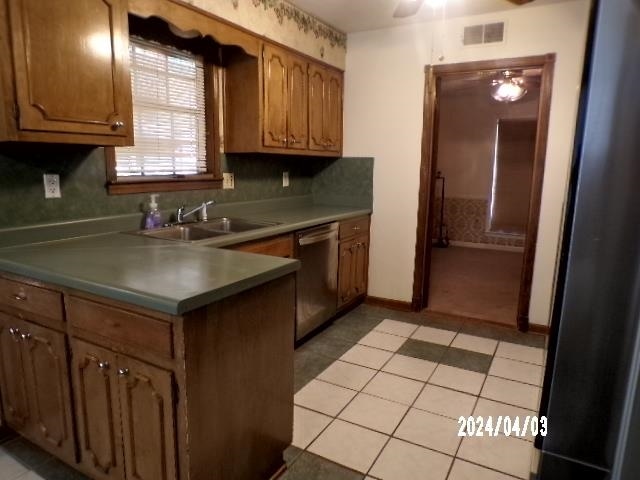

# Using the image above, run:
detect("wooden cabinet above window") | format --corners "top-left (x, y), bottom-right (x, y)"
top-left (0, 0), bottom-right (134, 146)
top-left (224, 42), bottom-right (343, 157)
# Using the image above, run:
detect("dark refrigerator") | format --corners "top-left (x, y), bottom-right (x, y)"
top-left (537, 0), bottom-right (640, 479)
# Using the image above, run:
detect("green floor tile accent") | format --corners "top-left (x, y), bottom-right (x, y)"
top-left (298, 333), bottom-right (355, 360)
top-left (281, 452), bottom-right (365, 480)
top-left (440, 346), bottom-right (494, 374)
top-left (396, 338), bottom-right (448, 363)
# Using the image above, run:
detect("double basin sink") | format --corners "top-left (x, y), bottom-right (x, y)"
top-left (136, 217), bottom-right (280, 242)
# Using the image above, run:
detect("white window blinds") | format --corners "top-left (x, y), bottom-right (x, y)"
top-left (116, 37), bottom-right (207, 177)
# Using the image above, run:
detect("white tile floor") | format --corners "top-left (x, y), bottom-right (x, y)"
top-left (293, 318), bottom-right (546, 479)
top-left (411, 326), bottom-right (457, 346)
top-left (0, 450), bottom-right (30, 480)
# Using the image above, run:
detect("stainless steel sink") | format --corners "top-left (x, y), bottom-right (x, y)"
top-left (132, 217), bottom-right (280, 242)
top-left (197, 217), bottom-right (280, 233)
top-left (137, 225), bottom-right (230, 242)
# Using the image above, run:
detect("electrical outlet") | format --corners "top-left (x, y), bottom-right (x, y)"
top-left (282, 171), bottom-right (290, 188)
top-left (222, 172), bottom-right (235, 189)
top-left (43, 174), bottom-right (61, 198)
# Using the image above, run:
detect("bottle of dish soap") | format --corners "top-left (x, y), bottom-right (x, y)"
top-left (144, 194), bottom-right (162, 229)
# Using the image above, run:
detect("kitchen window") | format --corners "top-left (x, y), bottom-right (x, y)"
top-left (107, 34), bottom-right (222, 194)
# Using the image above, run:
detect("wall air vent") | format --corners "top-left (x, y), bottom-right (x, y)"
top-left (463, 22), bottom-right (505, 46)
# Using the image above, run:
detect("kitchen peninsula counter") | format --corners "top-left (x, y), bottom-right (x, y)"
top-left (0, 202), bottom-right (370, 314)
top-left (0, 201), bottom-right (370, 480)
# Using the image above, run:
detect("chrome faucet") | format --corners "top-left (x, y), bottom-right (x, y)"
top-left (176, 200), bottom-right (215, 223)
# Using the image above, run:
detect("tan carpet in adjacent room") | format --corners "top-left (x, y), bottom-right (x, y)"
top-left (427, 246), bottom-right (523, 326)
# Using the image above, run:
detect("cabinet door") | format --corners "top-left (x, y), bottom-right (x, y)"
top-left (353, 235), bottom-right (369, 298)
top-left (263, 45), bottom-right (288, 148)
top-left (338, 241), bottom-right (355, 307)
top-left (72, 340), bottom-right (125, 480)
top-left (118, 356), bottom-right (177, 480)
top-left (0, 314), bottom-right (30, 433)
top-left (21, 321), bottom-right (75, 464)
top-left (8, 0), bottom-right (132, 140)
top-left (308, 65), bottom-right (326, 151)
top-left (287, 55), bottom-right (308, 149)
top-left (324, 70), bottom-right (343, 152)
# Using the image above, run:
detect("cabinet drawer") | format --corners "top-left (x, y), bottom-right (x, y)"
top-left (0, 277), bottom-right (64, 326)
top-left (227, 234), bottom-right (294, 258)
top-left (339, 216), bottom-right (370, 240)
top-left (66, 296), bottom-right (174, 359)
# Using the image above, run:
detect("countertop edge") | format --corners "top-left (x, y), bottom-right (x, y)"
top-left (0, 205), bottom-right (369, 314)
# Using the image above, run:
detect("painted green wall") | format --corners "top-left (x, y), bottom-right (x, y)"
top-left (0, 144), bottom-right (372, 229)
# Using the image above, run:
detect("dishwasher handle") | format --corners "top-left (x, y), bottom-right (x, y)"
top-left (298, 231), bottom-right (337, 246)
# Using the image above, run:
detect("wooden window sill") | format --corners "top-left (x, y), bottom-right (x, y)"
top-left (107, 176), bottom-right (223, 195)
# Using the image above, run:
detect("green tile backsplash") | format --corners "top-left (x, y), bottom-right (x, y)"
top-left (0, 144), bottom-right (372, 229)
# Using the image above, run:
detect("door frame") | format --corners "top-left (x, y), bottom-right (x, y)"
top-left (411, 54), bottom-right (556, 332)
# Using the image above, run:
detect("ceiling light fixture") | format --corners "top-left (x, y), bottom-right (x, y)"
top-left (491, 70), bottom-right (527, 102)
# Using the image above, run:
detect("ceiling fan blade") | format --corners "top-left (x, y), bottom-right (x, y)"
top-left (393, 0), bottom-right (426, 18)
top-left (505, 0), bottom-right (535, 5)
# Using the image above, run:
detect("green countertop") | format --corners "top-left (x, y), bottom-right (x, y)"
top-left (0, 204), bottom-right (370, 315)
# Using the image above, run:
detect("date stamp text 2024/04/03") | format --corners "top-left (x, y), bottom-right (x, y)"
top-left (457, 415), bottom-right (548, 438)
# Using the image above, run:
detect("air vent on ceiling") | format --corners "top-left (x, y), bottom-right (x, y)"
top-left (463, 22), bottom-right (505, 46)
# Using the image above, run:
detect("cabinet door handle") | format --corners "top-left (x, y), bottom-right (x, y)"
top-left (20, 332), bottom-right (31, 341)
top-left (117, 368), bottom-right (130, 377)
top-left (12, 293), bottom-right (26, 301)
top-left (98, 361), bottom-right (110, 370)
top-left (289, 136), bottom-right (301, 144)
top-left (8, 327), bottom-right (20, 337)
top-left (352, 225), bottom-right (360, 231)
top-left (111, 121), bottom-right (125, 130)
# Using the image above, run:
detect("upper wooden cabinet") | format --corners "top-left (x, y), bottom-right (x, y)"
top-left (309, 65), bottom-right (343, 152)
top-left (225, 42), bottom-right (341, 156)
top-left (0, 0), bottom-right (133, 145)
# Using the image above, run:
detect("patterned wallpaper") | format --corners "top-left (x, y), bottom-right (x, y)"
top-left (432, 197), bottom-right (525, 248)
top-left (184, 0), bottom-right (346, 68)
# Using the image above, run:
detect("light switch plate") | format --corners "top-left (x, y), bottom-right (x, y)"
top-left (223, 172), bottom-right (235, 189)
top-left (43, 174), bottom-right (61, 198)
top-left (282, 171), bottom-right (289, 187)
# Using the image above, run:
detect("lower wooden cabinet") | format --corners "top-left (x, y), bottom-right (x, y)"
top-left (118, 355), bottom-right (176, 480)
top-left (0, 266), bottom-right (295, 479)
top-left (0, 312), bottom-right (75, 464)
top-left (338, 218), bottom-right (370, 309)
top-left (0, 314), bottom-right (31, 433)
top-left (71, 339), bottom-right (176, 480)
top-left (225, 233), bottom-right (294, 258)
top-left (338, 234), bottom-right (369, 307)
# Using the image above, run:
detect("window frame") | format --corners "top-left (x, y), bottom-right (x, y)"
top-left (106, 36), bottom-right (222, 195)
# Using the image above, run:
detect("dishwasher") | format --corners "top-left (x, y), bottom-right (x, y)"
top-left (295, 222), bottom-right (339, 341)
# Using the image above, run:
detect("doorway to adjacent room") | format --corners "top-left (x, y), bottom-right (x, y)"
top-left (412, 55), bottom-right (555, 331)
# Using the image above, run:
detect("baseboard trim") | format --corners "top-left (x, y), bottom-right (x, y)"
top-left (365, 296), bottom-right (413, 312)
top-left (529, 324), bottom-right (550, 335)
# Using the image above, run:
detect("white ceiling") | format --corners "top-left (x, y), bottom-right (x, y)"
top-left (288, 0), bottom-right (575, 33)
